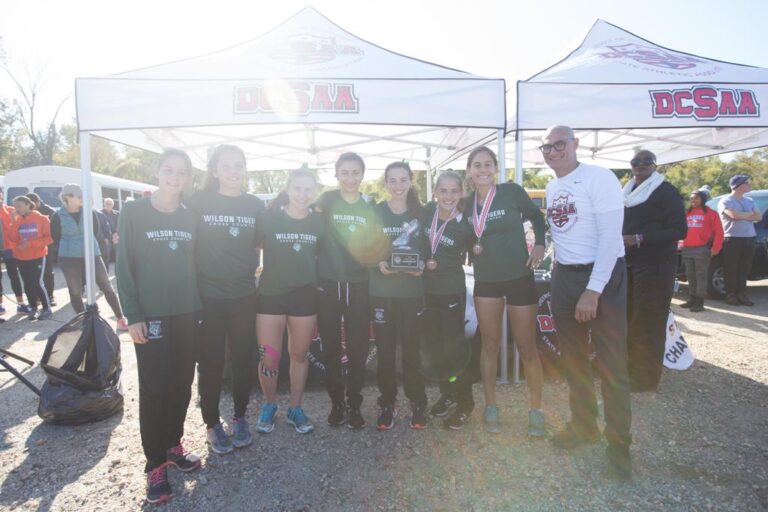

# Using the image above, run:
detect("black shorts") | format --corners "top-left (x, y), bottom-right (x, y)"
top-left (257, 285), bottom-right (316, 317)
top-left (473, 272), bottom-right (538, 306)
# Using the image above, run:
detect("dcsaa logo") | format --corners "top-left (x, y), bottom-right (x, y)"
top-left (547, 192), bottom-right (577, 231)
top-left (168, 241), bottom-right (179, 251)
top-left (348, 224), bottom-right (356, 232)
top-left (229, 226), bottom-right (241, 237)
top-left (293, 243), bottom-right (301, 252)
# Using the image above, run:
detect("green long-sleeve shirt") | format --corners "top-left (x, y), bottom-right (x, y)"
top-left (316, 190), bottom-right (383, 283)
top-left (422, 203), bottom-right (473, 295)
top-left (465, 182), bottom-right (546, 283)
top-left (368, 201), bottom-right (426, 299)
top-left (187, 190), bottom-right (264, 299)
top-left (115, 198), bottom-right (201, 324)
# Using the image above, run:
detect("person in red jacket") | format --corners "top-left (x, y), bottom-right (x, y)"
top-left (9, 195), bottom-right (53, 320)
top-left (0, 188), bottom-right (28, 314)
top-left (681, 189), bottom-right (724, 312)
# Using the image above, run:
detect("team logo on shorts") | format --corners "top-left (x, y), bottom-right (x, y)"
top-left (292, 243), bottom-right (301, 252)
top-left (168, 241), bottom-right (179, 251)
top-left (374, 308), bottom-right (385, 323)
top-left (547, 192), bottom-right (578, 231)
top-left (348, 224), bottom-right (356, 232)
top-left (229, 226), bottom-right (240, 237)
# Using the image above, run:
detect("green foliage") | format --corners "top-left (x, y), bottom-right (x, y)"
top-left (661, 150), bottom-right (768, 196)
top-left (249, 170), bottom-right (291, 194)
top-left (522, 168), bottom-right (552, 190)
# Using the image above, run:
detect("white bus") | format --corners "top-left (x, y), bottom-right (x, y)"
top-left (3, 166), bottom-right (156, 209)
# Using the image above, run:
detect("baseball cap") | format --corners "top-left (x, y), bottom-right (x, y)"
top-left (729, 174), bottom-right (750, 190)
top-left (60, 183), bottom-right (83, 197)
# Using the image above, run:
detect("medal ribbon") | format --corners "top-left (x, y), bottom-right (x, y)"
top-left (429, 207), bottom-right (457, 257)
top-left (472, 184), bottom-right (496, 240)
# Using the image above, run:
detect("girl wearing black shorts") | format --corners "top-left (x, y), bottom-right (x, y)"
top-left (116, 149), bottom-right (202, 504)
top-left (371, 162), bottom-right (428, 430)
top-left (422, 171), bottom-right (476, 429)
top-left (315, 153), bottom-right (381, 429)
top-left (465, 146), bottom-right (548, 436)
top-left (254, 169), bottom-right (324, 434)
top-left (188, 145), bottom-right (264, 455)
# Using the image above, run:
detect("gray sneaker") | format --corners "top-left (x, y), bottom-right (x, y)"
top-left (287, 406), bottom-right (315, 434)
top-left (232, 417), bottom-right (253, 448)
top-left (206, 423), bottom-right (234, 454)
top-left (528, 409), bottom-right (547, 438)
top-left (484, 405), bottom-right (501, 434)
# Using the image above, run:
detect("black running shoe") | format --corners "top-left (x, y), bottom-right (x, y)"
top-left (167, 443), bottom-right (201, 472)
top-left (429, 395), bottom-right (456, 417)
top-left (347, 406), bottom-right (366, 430)
top-left (410, 403), bottom-right (428, 430)
top-left (443, 408), bottom-right (471, 430)
top-left (146, 463), bottom-right (172, 504)
top-left (327, 402), bottom-right (346, 426)
top-left (377, 405), bottom-right (396, 431)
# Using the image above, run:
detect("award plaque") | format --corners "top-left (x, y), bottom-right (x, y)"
top-left (390, 219), bottom-right (422, 271)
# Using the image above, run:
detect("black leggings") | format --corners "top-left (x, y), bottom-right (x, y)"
top-left (59, 256), bottom-right (123, 317)
top-left (134, 312), bottom-right (201, 472)
top-left (1, 254), bottom-right (25, 299)
top-left (371, 295), bottom-right (427, 408)
top-left (427, 293), bottom-right (475, 412)
top-left (317, 278), bottom-right (370, 409)
top-left (17, 257), bottom-right (50, 310)
top-left (198, 293), bottom-right (257, 428)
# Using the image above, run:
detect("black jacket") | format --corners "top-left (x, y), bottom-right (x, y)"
top-left (623, 181), bottom-right (687, 265)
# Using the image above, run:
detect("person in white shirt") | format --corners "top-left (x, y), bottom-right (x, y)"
top-left (542, 125), bottom-right (632, 479)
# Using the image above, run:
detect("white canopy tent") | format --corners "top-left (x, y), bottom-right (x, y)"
top-left (75, 7), bottom-right (505, 173)
top-left (432, 19), bottom-right (768, 178)
top-left (74, 6), bottom-right (511, 376)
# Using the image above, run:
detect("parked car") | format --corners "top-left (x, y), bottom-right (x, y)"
top-left (679, 190), bottom-right (768, 298)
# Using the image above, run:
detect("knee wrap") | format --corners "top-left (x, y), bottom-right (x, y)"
top-left (258, 344), bottom-right (281, 378)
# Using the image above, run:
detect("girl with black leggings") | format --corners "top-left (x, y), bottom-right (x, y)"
top-left (188, 145), bottom-right (264, 455)
top-left (116, 149), bottom-right (203, 505)
top-left (370, 162), bottom-right (428, 431)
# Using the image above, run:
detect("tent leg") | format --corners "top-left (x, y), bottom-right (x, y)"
top-left (496, 129), bottom-right (509, 385)
top-left (425, 146), bottom-right (433, 202)
top-left (79, 132), bottom-right (97, 308)
top-left (513, 131), bottom-right (526, 383)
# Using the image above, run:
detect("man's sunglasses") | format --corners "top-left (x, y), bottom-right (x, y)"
top-left (630, 157), bottom-right (656, 167)
top-left (538, 138), bottom-right (573, 154)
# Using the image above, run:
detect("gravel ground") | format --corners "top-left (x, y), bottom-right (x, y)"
top-left (0, 271), bottom-right (766, 511)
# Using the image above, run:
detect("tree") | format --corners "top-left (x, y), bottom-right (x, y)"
top-left (1, 62), bottom-right (69, 166)
top-left (249, 170), bottom-right (291, 194)
top-left (522, 168), bottom-right (552, 189)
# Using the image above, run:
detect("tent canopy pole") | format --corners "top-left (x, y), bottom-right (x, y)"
top-left (79, 132), bottom-right (98, 307)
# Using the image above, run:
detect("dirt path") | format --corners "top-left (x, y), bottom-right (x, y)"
top-left (0, 273), bottom-right (766, 511)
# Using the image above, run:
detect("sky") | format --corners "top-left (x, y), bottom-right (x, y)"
top-left (1, 0), bottom-right (766, 126)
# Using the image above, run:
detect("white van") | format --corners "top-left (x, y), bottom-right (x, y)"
top-left (3, 166), bottom-right (156, 209)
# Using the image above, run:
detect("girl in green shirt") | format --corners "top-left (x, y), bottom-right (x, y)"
top-left (116, 149), bottom-right (202, 505)
top-left (371, 161), bottom-right (428, 431)
top-left (189, 145), bottom-right (264, 455)
top-left (464, 146), bottom-right (547, 436)
top-left (254, 169), bottom-right (324, 435)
